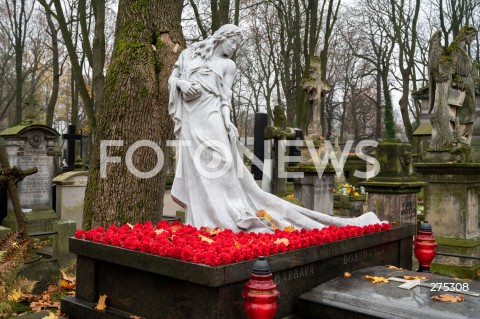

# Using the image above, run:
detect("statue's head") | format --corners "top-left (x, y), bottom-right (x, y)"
top-left (455, 26), bottom-right (477, 46)
top-left (192, 24), bottom-right (243, 60)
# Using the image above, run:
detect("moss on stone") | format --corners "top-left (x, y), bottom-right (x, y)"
top-left (436, 236), bottom-right (480, 248)
top-left (431, 262), bottom-right (480, 279)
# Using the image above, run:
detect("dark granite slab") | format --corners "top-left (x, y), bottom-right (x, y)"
top-left (298, 265), bottom-right (480, 319)
top-left (62, 224), bottom-right (415, 319)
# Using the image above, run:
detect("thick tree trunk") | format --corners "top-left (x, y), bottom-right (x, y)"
top-left (83, 0), bottom-right (184, 228)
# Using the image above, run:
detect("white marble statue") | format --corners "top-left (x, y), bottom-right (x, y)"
top-left (168, 24), bottom-right (381, 233)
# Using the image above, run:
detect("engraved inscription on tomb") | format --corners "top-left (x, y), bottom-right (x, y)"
top-left (274, 265), bottom-right (315, 284)
top-left (400, 194), bottom-right (416, 223)
top-left (17, 156), bottom-right (53, 207)
top-left (343, 247), bottom-right (385, 266)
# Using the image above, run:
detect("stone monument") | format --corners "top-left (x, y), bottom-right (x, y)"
top-left (415, 26), bottom-right (480, 162)
top-left (301, 56), bottom-right (331, 140)
top-left (361, 142), bottom-right (425, 224)
top-left (414, 26), bottom-right (480, 278)
top-left (0, 120), bottom-right (60, 233)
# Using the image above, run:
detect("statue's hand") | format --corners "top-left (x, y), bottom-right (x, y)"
top-left (226, 122), bottom-right (238, 140)
top-left (177, 80), bottom-right (198, 96)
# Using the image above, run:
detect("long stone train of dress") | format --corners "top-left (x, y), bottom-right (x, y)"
top-left (168, 50), bottom-right (381, 233)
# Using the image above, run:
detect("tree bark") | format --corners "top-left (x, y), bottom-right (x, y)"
top-left (83, 0), bottom-right (184, 228)
top-left (45, 5), bottom-right (59, 128)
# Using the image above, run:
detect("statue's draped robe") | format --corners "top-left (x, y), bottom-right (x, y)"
top-left (169, 49), bottom-right (381, 233)
top-left (453, 48), bottom-right (476, 126)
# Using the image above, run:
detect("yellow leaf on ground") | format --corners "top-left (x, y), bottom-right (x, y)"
top-left (198, 234), bottom-right (214, 243)
top-left (364, 275), bottom-right (389, 284)
top-left (287, 194), bottom-right (294, 198)
top-left (431, 294), bottom-right (464, 302)
top-left (386, 265), bottom-right (403, 270)
top-left (404, 275), bottom-right (427, 280)
top-left (130, 316), bottom-right (141, 319)
top-left (95, 294), bottom-right (108, 311)
top-left (344, 272), bottom-right (352, 278)
top-left (274, 238), bottom-right (289, 246)
top-left (61, 271), bottom-right (76, 283)
top-left (7, 289), bottom-right (22, 301)
top-left (42, 312), bottom-right (58, 319)
top-left (60, 278), bottom-right (76, 290)
top-left (283, 226), bottom-right (295, 232)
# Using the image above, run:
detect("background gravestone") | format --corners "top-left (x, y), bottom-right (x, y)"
top-left (52, 171), bottom-right (88, 229)
top-left (0, 122), bottom-right (60, 233)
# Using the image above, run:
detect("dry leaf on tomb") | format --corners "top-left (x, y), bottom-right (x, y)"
top-left (256, 209), bottom-right (267, 217)
top-left (404, 275), bottom-right (427, 280)
top-left (95, 294), bottom-right (108, 311)
top-left (344, 272), bottom-right (352, 278)
top-left (431, 294), bottom-right (464, 303)
top-left (155, 229), bottom-right (166, 235)
top-left (274, 238), bottom-right (290, 246)
top-left (198, 234), bottom-right (214, 243)
top-left (386, 265), bottom-right (403, 270)
top-left (364, 275), bottom-right (389, 284)
top-left (207, 228), bottom-right (223, 236)
top-left (283, 226), bottom-right (295, 232)
top-left (42, 312), bottom-right (58, 319)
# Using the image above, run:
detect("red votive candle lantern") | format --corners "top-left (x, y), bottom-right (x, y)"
top-left (414, 220), bottom-right (437, 273)
top-left (242, 256), bottom-right (280, 319)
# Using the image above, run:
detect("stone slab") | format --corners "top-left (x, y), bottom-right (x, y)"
top-left (298, 265), bottom-right (480, 319)
top-left (62, 224), bottom-right (415, 319)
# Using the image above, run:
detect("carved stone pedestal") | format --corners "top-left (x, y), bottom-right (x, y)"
top-left (414, 163), bottom-right (480, 278)
top-left (361, 142), bottom-right (425, 224)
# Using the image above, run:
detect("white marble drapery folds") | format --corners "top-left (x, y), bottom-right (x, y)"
top-left (168, 48), bottom-right (381, 233)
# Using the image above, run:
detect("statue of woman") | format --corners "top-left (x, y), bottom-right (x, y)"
top-left (168, 24), bottom-right (380, 233)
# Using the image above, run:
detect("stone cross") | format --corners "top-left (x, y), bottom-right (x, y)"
top-left (301, 56), bottom-right (331, 139)
top-left (62, 125), bottom-right (82, 172)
